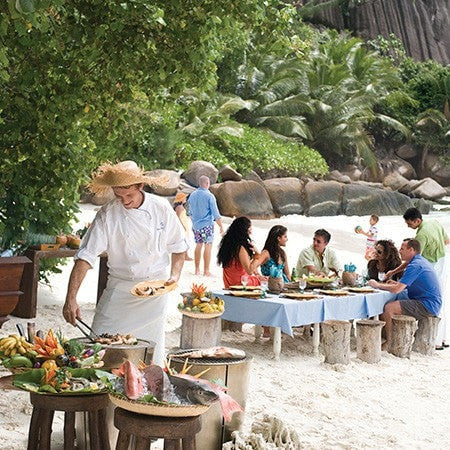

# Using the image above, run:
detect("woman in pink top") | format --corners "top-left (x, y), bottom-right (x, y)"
top-left (217, 217), bottom-right (261, 289)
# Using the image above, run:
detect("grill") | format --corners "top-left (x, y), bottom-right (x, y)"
top-left (169, 348), bottom-right (248, 366)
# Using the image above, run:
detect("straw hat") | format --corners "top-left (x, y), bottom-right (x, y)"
top-left (88, 161), bottom-right (167, 195)
top-left (174, 192), bottom-right (187, 203)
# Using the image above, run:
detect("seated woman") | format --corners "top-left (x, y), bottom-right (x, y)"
top-left (367, 240), bottom-right (403, 281)
top-left (217, 216), bottom-right (261, 289)
top-left (255, 225), bottom-right (291, 283)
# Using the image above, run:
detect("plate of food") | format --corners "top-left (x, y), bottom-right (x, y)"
top-left (317, 289), bottom-right (350, 296)
top-left (228, 285), bottom-right (261, 291)
top-left (131, 280), bottom-right (178, 298)
top-left (227, 290), bottom-right (262, 298)
top-left (305, 275), bottom-right (335, 288)
top-left (346, 286), bottom-right (377, 293)
top-left (282, 292), bottom-right (321, 300)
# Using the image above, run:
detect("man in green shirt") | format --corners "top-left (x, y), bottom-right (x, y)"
top-left (296, 229), bottom-right (342, 277)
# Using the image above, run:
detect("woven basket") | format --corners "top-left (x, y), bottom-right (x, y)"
top-left (109, 393), bottom-right (210, 417)
top-left (181, 311), bottom-right (223, 319)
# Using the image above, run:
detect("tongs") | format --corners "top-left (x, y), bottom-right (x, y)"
top-left (75, 317), bottom-right (99, 342)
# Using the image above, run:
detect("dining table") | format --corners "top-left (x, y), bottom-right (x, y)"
top-left (213, 289), bottom-right (397, 359)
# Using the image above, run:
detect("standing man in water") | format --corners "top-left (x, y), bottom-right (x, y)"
top-left (188, 175), bottom-right (224, 276)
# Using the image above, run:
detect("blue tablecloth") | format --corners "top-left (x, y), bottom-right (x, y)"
top-left (214, 289), bottom-right (396, 337)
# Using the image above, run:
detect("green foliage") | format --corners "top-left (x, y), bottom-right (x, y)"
top-left (175, 140), bottom-right (230, 170)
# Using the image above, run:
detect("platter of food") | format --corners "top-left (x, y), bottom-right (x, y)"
top-left (228, 285), bottom-right (261, 291)
top-left (91, 333), bottom-right (138, 346)
top-left (227, 290), bottom-right (262, 298)
top-left (347, 286), bottom-right (377, 293)
top-left (178, 284), bottom-right (225, 317)
top-left (281, 292), bottom-right (321, 300)
top-left (306, 275), bottom-right (335, 288)
top-left (317, 289), bottom-right (350, 296)
top-left (131, 280), bottom-right (178, 298)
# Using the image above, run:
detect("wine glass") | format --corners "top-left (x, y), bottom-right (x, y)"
top-left (298, 278), bottom-right (307, 293)
top-left (260, 279), bottom-right (268, 297)
top-left (378, 272), bottom-right (385, 282)
top-left (241, 274), bottom-right (249, 291)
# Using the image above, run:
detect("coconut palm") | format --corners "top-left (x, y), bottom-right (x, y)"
top-left (232, 31), bottom-right (409, 167)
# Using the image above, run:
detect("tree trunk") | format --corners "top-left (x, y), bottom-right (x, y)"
top-left (180, 315), bottom-right (222, 349)
top-left (389, 315), bottom-right (417, 358)
top-left (412, 316), bottom-right (441, 355)
top-left (321, 320), bottom-right (351, 364)
top-left (356, 319), bottom-right (385, 363)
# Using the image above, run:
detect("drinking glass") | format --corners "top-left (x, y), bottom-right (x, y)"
top-left (378, 272), bottom-right (385, 282)
top-left (298, 278), bottom-right (307, 293)
top-left (241, 274), bottom-right (249, 290)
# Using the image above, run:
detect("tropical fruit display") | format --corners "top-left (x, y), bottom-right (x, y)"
top-left (178, 283), bottom-right (225, 315)
top-left (0, 329), bottom-right (105, 371)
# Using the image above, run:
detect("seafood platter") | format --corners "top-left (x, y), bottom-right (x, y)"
top-left (178, 283), bottom-right (225, 318)
top-left (131, 279), bottom-right (178, 298)
top-left (108, 359), bottom-right (242, 418)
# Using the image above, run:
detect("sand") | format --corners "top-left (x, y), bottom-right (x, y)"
top-left (1, 204), bottom-right (449, 449)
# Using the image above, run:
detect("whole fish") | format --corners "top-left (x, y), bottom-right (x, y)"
top-left (172, 374), bottom-right (243, 421)
top-left (170, 346), bottom-right (246, 359)
top-left (123, 360), bottom-right (144, 400)
top-left (143, 364), bottom-right (171, 401)
top-left (169, 374), bottom-right (219, 405)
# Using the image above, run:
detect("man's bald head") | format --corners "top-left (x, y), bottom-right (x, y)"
top-left (198, 175), bottom-right (210, 189)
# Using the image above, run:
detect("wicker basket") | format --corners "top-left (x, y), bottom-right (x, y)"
top-left (109, 393), bottom-right (210, 417)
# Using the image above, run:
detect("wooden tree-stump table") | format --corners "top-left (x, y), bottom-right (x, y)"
top-left (389, 315), bottom-right (417, 358)
top-left (28, 392), bottom-right (110, 450)
top-left (412, 316), bottom-right (441, 355)
top-left (321, 320), bottom-right (351, 365)
top-left (180, 314), bottom-right (221, 349)
top-left (356, 319), bottom-right (385, 363)
top-left (114, 408), bottom-right (202, 450)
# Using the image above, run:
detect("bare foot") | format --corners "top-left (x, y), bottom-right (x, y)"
top-left (185, 256), bottom-right (193, 261)
top-left (194, 270), bottom-right (201, 276)
top-left (203, 271), bottom-right (212, 277)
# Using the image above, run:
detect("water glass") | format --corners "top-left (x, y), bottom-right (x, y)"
top-left (241, 274), bottom-right (249, 290)
top-left (298, 278), bottom-right (307, 293)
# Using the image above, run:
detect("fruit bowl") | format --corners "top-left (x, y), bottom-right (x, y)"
top-left (178, 283), bottom-right (225, 316)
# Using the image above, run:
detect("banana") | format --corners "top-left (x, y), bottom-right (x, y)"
top-left (17, 345), bottom-right (27, 355)
top-left (9, 348), bottom-right (16, 356)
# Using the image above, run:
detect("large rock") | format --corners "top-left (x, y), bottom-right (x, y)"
top-left (362, 158), bottom-right (416, 182)
top-left (422, 154), bottom-right (450, 187)
top-left (303, 181), bottom-right (343, 216)
top-left (178, 179), bottom-right (196, 195)
top-left (243, 170), bottom-right (263, 184)
top-left (219, 165), bottom-right (242, 182)
top-left (340, 165), bottom-right (362, 181)
top-left (182, 161), bottom-right (218, 187)
top-left (326, 170), bottom-right (352, 184)
top-left (383, 173), bottom-right (410, 192)
top-left (342, 184), bottom-right (414, 216)
top-left (396, 143), bottom-right (417, 160)
top-left (263, 178), bottom-right (304, 217)
top-left (411, 177), bottom-right (447, 200)
top-left (412, 198), bottom-right (433, 214)
top-left (210, 181), bottom-right (275, 219)
top-left (143, 169), bottom-right (180, 196)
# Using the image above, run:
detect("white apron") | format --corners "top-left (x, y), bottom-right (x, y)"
top-left (434, 252), bottom-right (449, 345)
top-left (91, 273), bottom-right (170, 365)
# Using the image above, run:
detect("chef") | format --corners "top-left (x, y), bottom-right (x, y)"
top-left (63, 161), bottom-right (188, 364)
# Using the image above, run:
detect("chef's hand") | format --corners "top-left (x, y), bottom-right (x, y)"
top-left (63, 300), bottom-right (80, 326)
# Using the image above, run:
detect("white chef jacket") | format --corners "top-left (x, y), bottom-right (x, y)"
top-left (75, 192), bottom-right (188, 364)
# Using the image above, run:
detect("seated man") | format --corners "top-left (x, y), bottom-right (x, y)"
top-left (296, 229), bottom-right (341, 277)
top-left (368, 238), bottom-right (442, 350)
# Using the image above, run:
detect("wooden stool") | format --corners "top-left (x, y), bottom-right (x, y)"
top-left (114, 408), bottom-right (202, 450)
top-left (321, 320), bottom-right (351, 364)
top-left (180, 314), bottom-right (221, 349)
top-left (412, 316), bottom-right (441, 355)
top-left (356, 319), bottom-right (385, 363)
top-left (389, 315), bottom-right (417, 358)
top-left (28, 392), bottom-right (110, 450)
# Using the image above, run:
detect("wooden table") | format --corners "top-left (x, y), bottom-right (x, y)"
top-left (12, 248), bottom-right (108, 319)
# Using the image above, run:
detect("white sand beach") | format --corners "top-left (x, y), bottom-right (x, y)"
top-left (1, 204), bottom-right (449, 449)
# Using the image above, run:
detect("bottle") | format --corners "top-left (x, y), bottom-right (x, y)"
top-left (291, 268), bottom-right (297, 281)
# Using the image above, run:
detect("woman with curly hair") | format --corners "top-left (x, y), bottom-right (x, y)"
top-left (367, 240), bottom-right (403, 281)
top-left (217, 216), bottom-right (261, 289)
top-left (254, 225), bottom-right (291, 283)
